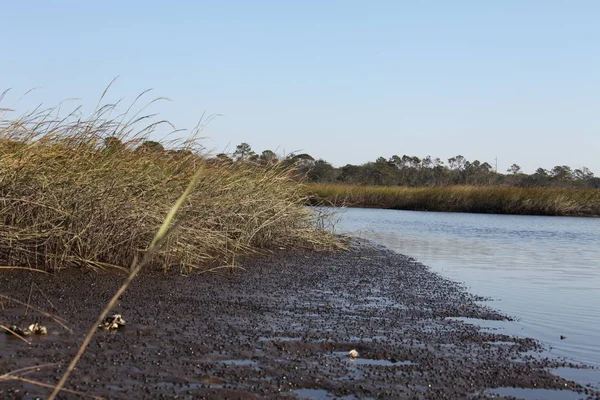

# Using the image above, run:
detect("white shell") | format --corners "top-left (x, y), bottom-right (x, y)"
top-left (349, 349), bottom-right (359, 358)
top-left (99, 314), bottom-right (126, 330)
top-left (27, 323), bottom-right (48, 335)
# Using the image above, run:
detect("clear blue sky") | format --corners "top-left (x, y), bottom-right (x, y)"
top-left (1, 1), bottom-right (599, 174)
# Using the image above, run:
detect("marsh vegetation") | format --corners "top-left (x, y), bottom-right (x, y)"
top-left (0, 94), bottom-right (339, 274)
top-left (307, 183), bottom-right (600, 216)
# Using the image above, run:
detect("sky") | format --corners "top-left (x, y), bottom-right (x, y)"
top-left (1, 1), bottom-right (599, 174)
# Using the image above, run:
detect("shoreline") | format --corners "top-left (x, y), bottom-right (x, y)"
top-left (1, 240), bottom-right (598, 399)
top-left (306, 183), bottom-right (600, 218)
top-left (312, 203), bottom-right (600, 219)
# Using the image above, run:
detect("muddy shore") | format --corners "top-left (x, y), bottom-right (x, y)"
top-left (1, 240), bottom-right (598, 399)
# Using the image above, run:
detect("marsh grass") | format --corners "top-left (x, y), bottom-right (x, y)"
top-left (0, 93), bottom-right (340, 274)
top-left (307, 183), bottom-right (600, 217)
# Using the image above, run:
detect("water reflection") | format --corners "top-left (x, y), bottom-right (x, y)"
top-left (332, 207), bottom-right (600, 368)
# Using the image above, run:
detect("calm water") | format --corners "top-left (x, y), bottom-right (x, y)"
top-left (332, 207), bottom-right (600, 369)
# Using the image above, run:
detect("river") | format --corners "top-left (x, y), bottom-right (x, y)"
top-left (332, 207), bottom-right (600, 374)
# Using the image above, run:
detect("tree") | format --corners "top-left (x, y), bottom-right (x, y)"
top-left (519, 167), bottom-right (551, 187)
top-left (215, 153), bottom-right (232, 163)
top-left (574, 166), bottom-right (594, 180)
top-left (421, 156), bottom-right (432, 169)
top-left (338, 164), bottom-right (362, 184)
top-left (103, 136), bottom-right (124, 152)
top-left (358, 158), bottom-right (397, 186)
top-left (463, 160), bottom-right (494, 185)
top-left (448, 155), bottom-right (466, 171)
top-left (534, 167), bottom-right (549, 177)
top-left (551, 165), bottom-right (573, 181)
top-left (507, 164), bottom-right (521, 175)
top-left (137, 140), bottom-right (164, 153)
top-left (588, 177), bottom-right (600, 189)
top-left (307, 159), bottom-right (336, 182)
top-left (259, 150), bottom-right (278, 165)
top-left (289, 153), bottom-right (315, 168)
top-left (233, 142), bottom-right (255, 161)
top-left (389, 155), bottom-right (404, 169)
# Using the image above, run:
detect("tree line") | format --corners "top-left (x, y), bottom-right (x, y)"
top-left (101, 138), bottom-right (599, 189)
top-left (220, 143), bottom-right (599, 189)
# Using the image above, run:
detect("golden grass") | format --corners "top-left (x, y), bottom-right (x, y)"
top-left (1, 91), bottom-right (343, 398)
top-left (306, 183), bottom-right (600, 216)
top-left (0, 95), bottom-right (340, 274)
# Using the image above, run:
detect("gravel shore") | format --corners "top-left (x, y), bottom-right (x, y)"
top-left (1, 240), bottom-right (598, 399)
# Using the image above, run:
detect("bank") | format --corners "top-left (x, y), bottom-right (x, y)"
top-left (1, 240), bottom-right (597, 399)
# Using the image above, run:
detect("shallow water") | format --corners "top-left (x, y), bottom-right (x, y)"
top-left (293, 388), bottom-right (363, 399)
top-left (332, 351), bottom-right (417, 366)
top-left (333, 207), bottom-right (600, 369)
top-left (485, 387), bottom-right (586, 400)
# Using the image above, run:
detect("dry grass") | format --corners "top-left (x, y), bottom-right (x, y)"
top-left (307, 183), bottom-right (600, 217)
top-left (0, 93), bottom-right (340, 274)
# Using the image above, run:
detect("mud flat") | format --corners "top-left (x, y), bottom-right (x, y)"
top-left (1, 240), bottom-right (598, 399)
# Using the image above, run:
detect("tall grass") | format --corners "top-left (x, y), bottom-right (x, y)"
top-left (307, 183), bottom-right (600, 217)
top-left (0, 95), bottom-right (340, 273)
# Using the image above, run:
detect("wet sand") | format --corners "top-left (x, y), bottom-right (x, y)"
top-left (1, 240), bottom-right (598, 399)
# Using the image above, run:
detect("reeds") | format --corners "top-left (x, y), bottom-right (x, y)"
top-left (307, 183), bottom-right (600, 217)
top-left (0, 94), bottom-right (339, 273)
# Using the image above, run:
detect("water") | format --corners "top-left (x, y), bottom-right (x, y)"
top-left (485, 387), bottom-right (586, 400)
top-left (332, 207), bottom-right (600, 369)
top-left (293, 388), bottom-right (363, 399)
top-left (332, 352), bottom-right (417, 366)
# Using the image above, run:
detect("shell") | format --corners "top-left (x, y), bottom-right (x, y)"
top-left (99, 314), bottom-right (126, 330)
top-left (348, 349), bottom-right (359, 358)
top-left (28, 323), bottom-right (48, 335)
top-left (5, 325), bottom-right (28, 336)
